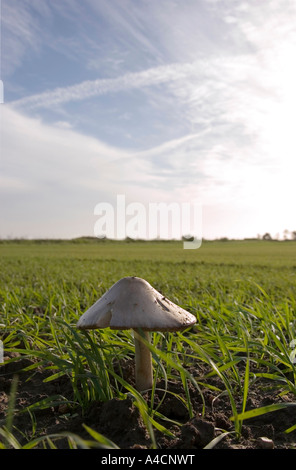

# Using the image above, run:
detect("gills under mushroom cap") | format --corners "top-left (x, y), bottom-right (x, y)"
top-left (77, 276), bottom-right (196, 332)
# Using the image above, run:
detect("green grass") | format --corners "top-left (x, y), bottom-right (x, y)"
top-left (1, 239), bottom-right (296, 448)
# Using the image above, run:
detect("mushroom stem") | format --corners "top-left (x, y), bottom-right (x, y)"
top-left (133, 329), bottom-right (153, 392)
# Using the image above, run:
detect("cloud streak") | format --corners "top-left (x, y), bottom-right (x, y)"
top-left (2, 0), bottom-right (296, 239)
top-left (10, 60), bottom-right (201, 110)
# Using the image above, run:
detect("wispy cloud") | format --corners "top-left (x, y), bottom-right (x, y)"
top-left (2, 0), bottom-right (51, 75)
top-left (10, 61), bottom-right (200, 110)
top-left (2, 0), bottom-right (296, 239)
top-left (1, 101), bottom-right (294, 239)
top-left (1, 104), bottom-right (289, 204)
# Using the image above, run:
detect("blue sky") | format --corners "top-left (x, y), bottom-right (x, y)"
top-left (1, 0), bottom-right (296, 240)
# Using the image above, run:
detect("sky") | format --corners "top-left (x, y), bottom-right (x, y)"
top-left (0, 0), bottom-right (296, 240)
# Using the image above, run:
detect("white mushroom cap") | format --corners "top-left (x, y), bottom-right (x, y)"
top-left (77, 276), bottom-right (196, 332)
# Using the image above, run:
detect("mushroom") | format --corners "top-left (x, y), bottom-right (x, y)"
top-left (76, 276), bottom-right (196, 391)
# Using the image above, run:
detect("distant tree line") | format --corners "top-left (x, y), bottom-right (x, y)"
top-left (259, 230), bottom-right (296, 241)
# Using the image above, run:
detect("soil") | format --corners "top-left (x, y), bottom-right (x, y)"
top-left (1, 352), bottom-right (296, 451)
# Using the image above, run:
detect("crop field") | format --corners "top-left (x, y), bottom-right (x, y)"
top-left (1, 239), bottom-right (296, 450)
